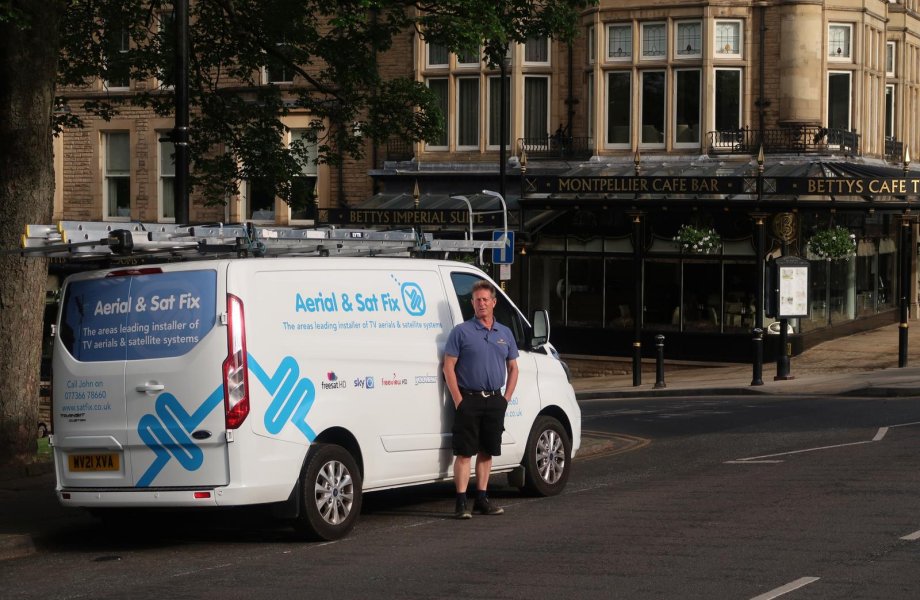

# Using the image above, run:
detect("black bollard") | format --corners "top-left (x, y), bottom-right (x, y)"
top-left (751, 328), bottom-right (764, 386)
top-left (774, 319), bottom-right (793, 380)
top-left (654, 334), bottom-right (666, 389)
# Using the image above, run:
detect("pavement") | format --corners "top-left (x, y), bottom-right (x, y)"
top-left (2, 321), bottom-right (919, 560)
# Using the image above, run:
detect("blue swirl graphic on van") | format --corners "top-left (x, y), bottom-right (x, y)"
top-left (401, 282), bottom-right (426, 316)
top-left (136, 353), bottom-right (316, 487)
top-left (249, 355), bottom-right (317, 440)
top-left (137, 385), bottom-right (223, 487)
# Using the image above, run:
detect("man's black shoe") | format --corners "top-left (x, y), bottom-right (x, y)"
top-left (473, 496), bottom-right (504, 515)
top-left (455, 497), bottom-right (472, 519)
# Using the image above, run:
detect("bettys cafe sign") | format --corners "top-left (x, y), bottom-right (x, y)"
top-left (318, 208), bottom-right (499, 227)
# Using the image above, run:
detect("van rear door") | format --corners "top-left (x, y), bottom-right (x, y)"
top-left (55, 265), bottom-right (229, 489)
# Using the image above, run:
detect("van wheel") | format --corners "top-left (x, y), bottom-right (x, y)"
top-left (294, 444), bottom-right (362, 541)
top-left (521, 416), bottom-right (571, 497)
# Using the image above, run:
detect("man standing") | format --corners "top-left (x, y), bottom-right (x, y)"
top-left (443, 280), bottom-right (519, 519)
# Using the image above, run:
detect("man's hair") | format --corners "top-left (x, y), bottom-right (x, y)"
top-left (471, 280), bottom-right (496, 298)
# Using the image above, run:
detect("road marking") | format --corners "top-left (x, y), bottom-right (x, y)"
top-left (750, 577), bottom-right (820, 600)
top-left (579, 430), bottom-right (650, 461)
top-left (900, 529), bottom-right (920, 541)
top-left (728, 422), bottom-right (920, 464)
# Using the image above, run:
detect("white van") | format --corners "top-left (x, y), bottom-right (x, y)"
top-left (50, 257), bottom-right (581, 539)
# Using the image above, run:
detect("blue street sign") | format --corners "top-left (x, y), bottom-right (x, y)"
top-left (492, 230), bottom-right (515, 265)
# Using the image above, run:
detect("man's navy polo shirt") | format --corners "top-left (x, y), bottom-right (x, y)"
top-left (444, 317), bottom-right (520, 391)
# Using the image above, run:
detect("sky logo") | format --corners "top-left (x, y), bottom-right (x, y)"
top-left (365, 376), bottom-right (375, 389)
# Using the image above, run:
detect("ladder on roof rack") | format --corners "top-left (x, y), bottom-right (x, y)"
top-left (18, 192), bottom-right (511, 262)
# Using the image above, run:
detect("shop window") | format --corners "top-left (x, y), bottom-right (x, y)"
top-left (640, 71), bottom-right (666, 146)
top-left (606, 71), bottom-right (631, 146)
top-left (608, 23), bottom-right (632, 61)
top-left (103, 131), bottom-right (131, 219)
top-left (674, 69), bottom-right (701, 146)
top-left (723, 262), bottom-right (757, 331)
top-left (682, 262), bottom-right (722, 332)
top-left (878, 237), bottom-right (896, 310)
top-left (805, 259), bottom-right (829, 331)
top-left (829, 261), bottom-right (856, 323)
top-left (426, 78), bottom-right (449, 148)
top-left (605, 259), bottom-right (633, 329)
top-left (565, 258), bottom-right (603, 327)
top-left (644, 260), bottom-right (680, 331)
top-left (529, 256), bottom-right (565, 328)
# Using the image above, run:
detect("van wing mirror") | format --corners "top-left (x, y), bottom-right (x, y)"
top-left (530, 309), bottom-right (550, 348)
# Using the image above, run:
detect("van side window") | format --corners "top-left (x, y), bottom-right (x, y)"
top-left (449, 272), bottom-right (527, 350)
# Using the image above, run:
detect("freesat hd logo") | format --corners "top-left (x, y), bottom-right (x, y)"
top-left (321, 371), bottom-right (347, 390)
top-left (353, 376), bottom-right (375, 389)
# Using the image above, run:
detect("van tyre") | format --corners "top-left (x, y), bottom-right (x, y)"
top-left (294, 444), bottom-right (362, 541)
top-left (521, 416), bottom-right (571, 497)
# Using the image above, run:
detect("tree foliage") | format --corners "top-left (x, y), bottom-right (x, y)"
top-left (55, 0), bottom-right (594, 205)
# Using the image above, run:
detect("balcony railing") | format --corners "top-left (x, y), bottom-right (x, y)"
top-left (885, 138), bottom-right (904, 163)
top-left (384, 137), bottom-right (414, 164)
top-left (708, 126), bottom-right (860, 156)
top-left (518, 136), bottom-right (593, 161)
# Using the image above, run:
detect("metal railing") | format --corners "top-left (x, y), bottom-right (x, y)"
top-left (708, 126), bottom-right (860, 156)
top-left (384, 137), bottom-right (414, 163)
top-left (885, 138), bottom-right (904, 163)
top-left (518, 136), bottom-right (593, 160)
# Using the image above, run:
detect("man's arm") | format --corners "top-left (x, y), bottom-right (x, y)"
top-left (503, 358), bottom-right (519, 402)
top-left (443, 354), bottom-right (463, 408)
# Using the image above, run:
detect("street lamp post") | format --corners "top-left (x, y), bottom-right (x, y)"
top-left (173, 0), bottom-right (190, 225)
top-left (499, 51), bottom-right (511, 202)
top-left (900, 146), bottom-right (911, 368)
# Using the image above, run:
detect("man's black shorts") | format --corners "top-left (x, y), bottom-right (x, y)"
top-left (452, 391), bottom-right (507, 457)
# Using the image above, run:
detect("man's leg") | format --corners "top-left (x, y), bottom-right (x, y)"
top-left (474, 453), bottom-right (492, 492)
top-left (454, 455), bottom-right (472, 493)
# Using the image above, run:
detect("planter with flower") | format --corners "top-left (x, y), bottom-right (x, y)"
top-left (807, 226), bottom-right (856, 261)
top-left (674, 224), bottom-right (721, 254)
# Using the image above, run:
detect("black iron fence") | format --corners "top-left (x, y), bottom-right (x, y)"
top-left (384, 137), bottom-right (414, 163)
top-left (518, 136), bottom-right (593, 161)
top-left (885, 137), bottom-right (904, 163)
top-left (708, 126), bottom-right (860, 156)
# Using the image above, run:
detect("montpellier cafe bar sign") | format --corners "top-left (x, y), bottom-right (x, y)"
top-left (524, 175), bottom-right (920, 196)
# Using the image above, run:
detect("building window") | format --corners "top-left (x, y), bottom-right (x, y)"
top-left (457, 47), bottom-right (480, 67)
top-left (640, 71), bottom-right (666, 145)
top-left (587, 25), bottom-right (595, 64)
top-left (714, 68), bottom-right (742, 144)
top-left (714, 20), bottom-right (742, 57)
top-left (829, 24), bottom-right (852, 60)
top-left (427, 42), bottom-right (448, 68)
top-left (641, 23), bottom-right (666, 59)
top-left (608, 24), bottom-right (632, 60)
top-left (676, 21), bottom-right (701, 58)
top-left (457, 77), bottom-right (480, 148)
top-left (265, 41), bottom-right (294, 84)
top-left (524, 37), bottom-right (550, 64)
top-left (675, 69), bottom-right (700, 145)
top-left (426, 78), bottom-right (449, 148)
top-left (104, 132), bottom-right (131, 219)
top-left (158, 137), bottom-right (175, 221)
top-left (885, 84), bottom-right (895, 139)
top-left (586, 72), bottom-right (595, 142)
top-left (488, 75), bottom-right (510, 148)
top-left (246, 178), bottom-right (275, 221)
top-left (606, 71), bottom-right (631, 146)
top-left (524, 76), bottom-right (549, 140)
top-left (289, 129), bottom-right (318, 221)
top-left (828, 71), bottom-right (852, 131)
top-left (104, 28), bottom-right (131, 90)
top-left (156, 11), bottom-right (176, 89)
top-left (886, 41), bottom-right (896, 76)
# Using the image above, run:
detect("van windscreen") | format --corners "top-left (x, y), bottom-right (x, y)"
top-left (60, 270), bottom-right (217, 362)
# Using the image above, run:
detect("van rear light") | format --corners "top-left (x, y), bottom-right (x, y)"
top-left (222, 294), bottom-right (250, 429)
top-left (193, 491), bottom-right (212, 499)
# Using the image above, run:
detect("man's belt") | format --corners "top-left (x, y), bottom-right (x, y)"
top-left (459, 388), bottom-right (501, 397)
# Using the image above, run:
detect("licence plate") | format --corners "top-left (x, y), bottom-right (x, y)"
top-left (68, 453), bottom-right (120, 472)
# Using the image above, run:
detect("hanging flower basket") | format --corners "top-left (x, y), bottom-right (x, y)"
top-left (807, 226), bottom-right (856, 261)
top-left (674, 224), bottom-right (721, 254)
